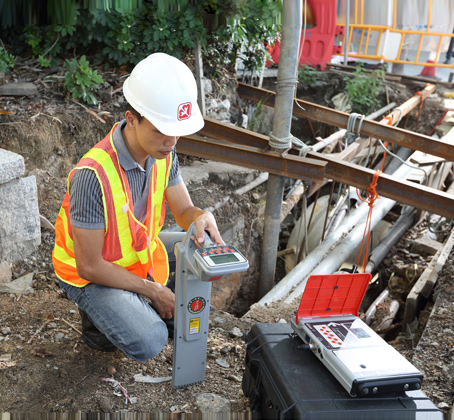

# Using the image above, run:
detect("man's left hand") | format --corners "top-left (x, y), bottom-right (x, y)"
top-left (192, 211), bottom-right (223, 247)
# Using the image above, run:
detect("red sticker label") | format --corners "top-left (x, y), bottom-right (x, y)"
top-left (177, 102), bottom-right (192, 121)
top-left (188, 297), bottom-right (206, 314)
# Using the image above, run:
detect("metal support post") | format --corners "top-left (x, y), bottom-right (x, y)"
top-left (259, 0), bottom-right (302, 298)
top-left (194, 39), bottom-right (206, 117)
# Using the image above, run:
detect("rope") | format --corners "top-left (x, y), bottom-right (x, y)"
top-left (268, 132), bottom-right (313, 156)
top-left (356, 170), bottom-right (381, 272)
top-left (343, 112), bottom-right (365, 145)
top-left (392, 107), bottom-right (404, 125)
top-left (377, 139), bottom-right (428, 185)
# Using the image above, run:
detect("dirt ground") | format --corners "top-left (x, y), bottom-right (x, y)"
top-left (1, 60), bottom-right (454, 415)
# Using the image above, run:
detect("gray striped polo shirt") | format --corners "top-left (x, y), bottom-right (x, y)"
top-left (69, 119), bottom-right (182, 229)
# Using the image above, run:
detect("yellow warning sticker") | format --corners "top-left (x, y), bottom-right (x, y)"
top-left (189, 318), bottom-right (200, 335)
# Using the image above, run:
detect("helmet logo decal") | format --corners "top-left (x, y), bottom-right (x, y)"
top-left (177, 102), bottom-right (192, 121)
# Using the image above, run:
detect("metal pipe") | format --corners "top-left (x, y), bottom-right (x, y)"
top-left (364, 208), bottom-right (415, 274)
top-left (325, 203), bottom-right (348, 238)
top-left (365, 101), bottom-right (397, 121)
top-left (343, 0), bottom-right (350, 65)
top-left (256, 160), bottom-right (414, 306)
top-left (259, 0), bottom-right (302, 298)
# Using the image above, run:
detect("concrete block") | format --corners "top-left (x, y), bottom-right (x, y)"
top-left (0, 176), bottom-right (41, 263)
top-left (409, 235), bottom-right (442, 256)
top-left (435, 122), bottom-right (454, 139)
top-left (0, 149), bottom-right (25, 184)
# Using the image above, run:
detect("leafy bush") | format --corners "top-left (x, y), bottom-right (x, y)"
top-left (0, 46), bottom-right (14, 73)
top-left (5, 1), bottom-right (282, 74)
top-left (298, 64), bottom-right (318, 87)
top-left (64, 55), bottom-right (104, 105)
top-left (344, 66), bottom-right (385, 113)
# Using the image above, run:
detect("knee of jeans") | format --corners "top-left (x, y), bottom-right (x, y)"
top-left (125, 320), bottom-right (168, 362)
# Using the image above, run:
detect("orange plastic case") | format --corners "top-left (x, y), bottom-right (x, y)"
top-left (296, 273), bottom-right (371, 323)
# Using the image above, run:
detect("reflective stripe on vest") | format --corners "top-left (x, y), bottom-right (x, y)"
top-left (52, 123), bottom-right (172, 287)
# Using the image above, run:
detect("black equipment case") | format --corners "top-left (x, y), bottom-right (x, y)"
top-left (242, 323), bottom-right (442, 420)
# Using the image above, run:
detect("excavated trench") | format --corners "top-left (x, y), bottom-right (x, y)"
top-left (1, 71), bottom-right (451, 344)
top-left (3, 69), bottom-right (454, 414)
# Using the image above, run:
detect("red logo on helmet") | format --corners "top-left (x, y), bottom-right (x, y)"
top-left (177, 102), bottom-right (192, 121)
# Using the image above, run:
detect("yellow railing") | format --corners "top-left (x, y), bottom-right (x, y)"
top-left (339, 0), bottom-right (454, 69)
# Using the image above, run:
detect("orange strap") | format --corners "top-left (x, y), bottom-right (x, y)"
top-left (415, 91), bottom-right (425, 117)
top-left (356, 170), bottom-right (381, 272)
top-left (380, 142), bottom-right (388, 171)
top-left (382, 115), bottom-right (393, 126)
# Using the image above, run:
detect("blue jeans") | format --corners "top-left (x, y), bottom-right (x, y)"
top-left (59, 231), bottom-right (185, 361)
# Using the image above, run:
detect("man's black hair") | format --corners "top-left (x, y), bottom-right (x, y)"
top-left (127, 107), bottom-right (143, 123)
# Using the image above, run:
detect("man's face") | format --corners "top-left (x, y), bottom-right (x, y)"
top-left (135, 116), bottom-right (179, 160)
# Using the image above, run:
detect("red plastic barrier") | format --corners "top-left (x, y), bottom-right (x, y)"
top-left (266, 0), bottom-right (344, 71)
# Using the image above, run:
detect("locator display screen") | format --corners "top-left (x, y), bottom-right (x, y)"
top-left (208, 253), bottom-right (240, 265)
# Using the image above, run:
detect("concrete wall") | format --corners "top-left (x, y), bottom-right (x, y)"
top-left (0, 149), bottom-right (40, 263)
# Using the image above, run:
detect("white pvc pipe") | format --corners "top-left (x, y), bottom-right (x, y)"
top-left (365, 288), bottom-right (390, 325)
top-left (257, 160), bottom-right (415, 307)
top-left (284, 182), bottom-right (406, 304)
top-left (377, 299), bottom-right (399, 332)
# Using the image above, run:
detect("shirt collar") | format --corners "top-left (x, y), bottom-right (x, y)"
top-left (112, 119), bottom-right (149, 172)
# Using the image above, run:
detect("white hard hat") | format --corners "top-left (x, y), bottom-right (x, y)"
top-left (123, 52), bottom-right (204, 136)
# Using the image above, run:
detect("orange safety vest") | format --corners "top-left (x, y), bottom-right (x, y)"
top-left (52, 123), bottom-right (172, 287)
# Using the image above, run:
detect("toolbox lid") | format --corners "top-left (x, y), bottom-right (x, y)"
top-left (296, 273), bottom-right (371, 323)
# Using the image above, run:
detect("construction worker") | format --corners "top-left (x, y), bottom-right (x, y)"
top-left (52, 53), bottom-right (223, 361)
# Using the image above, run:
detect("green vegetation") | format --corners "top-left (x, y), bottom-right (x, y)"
top-left (298, 64), bottom-right (318, 87)
top-left (2, 1), bottom-right (281, 70)
top-left (0, 46), bottom-right (14, 73)
top-left (1, 1), bottom-right (282, 102)
top-left (64, 55), bottom-right (104, 105)
top-left (343, 66), bottom-right (385, 113)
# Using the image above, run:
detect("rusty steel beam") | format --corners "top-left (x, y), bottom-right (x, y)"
top-left (195, 122), bottom-right (454, 220)
top-left (237, 83), bottom-right (454, 162)
top-left (178, 135), bottom-right (326, 183)
top-left (201, 118), bottom-right (266, 148)
top-left (310, 151), bottom-right (454, 220)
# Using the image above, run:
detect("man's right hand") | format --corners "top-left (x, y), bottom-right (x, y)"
top-left (149, 282), bottom-right (175, 319)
